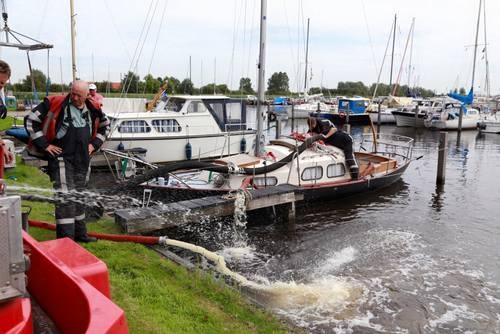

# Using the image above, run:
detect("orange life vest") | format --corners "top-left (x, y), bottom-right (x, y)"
top-left (27, 95), bottom-right (100, 158)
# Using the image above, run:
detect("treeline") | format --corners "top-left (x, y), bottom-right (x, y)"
top-left (8, 69), bottom-right (440, 98)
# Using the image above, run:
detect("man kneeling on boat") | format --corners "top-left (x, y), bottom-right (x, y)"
top-left (307, 116), bottom-right (359, 179)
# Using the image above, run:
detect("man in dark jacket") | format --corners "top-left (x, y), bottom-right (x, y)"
top-left (26, 80), bottom-right (110, 242)
top-left (307, 117), bottom-right (359, 179)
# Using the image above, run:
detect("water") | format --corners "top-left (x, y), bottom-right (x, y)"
top-left (171, 122), bottom-right (500, 333)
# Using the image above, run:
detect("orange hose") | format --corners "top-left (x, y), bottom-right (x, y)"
top-left (28, 220), bottom-right (161, 245)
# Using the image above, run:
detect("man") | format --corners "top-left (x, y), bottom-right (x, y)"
top-left (307, 116), bottom-right (359, 179)
top-left (26, 80), bottom-right (110, 242)
top-left (0, 60), bottom-right (14, 164)
top-left (88, 83), bottom-right (104, 107)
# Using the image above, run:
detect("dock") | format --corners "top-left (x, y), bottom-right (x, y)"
top-left (115, 184), bottom-right (303, 234)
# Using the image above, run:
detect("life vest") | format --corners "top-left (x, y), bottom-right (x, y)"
top-left (26, 95), bottom-right (100, 158)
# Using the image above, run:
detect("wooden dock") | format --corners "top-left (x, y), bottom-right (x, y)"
top-left (115, 184), bottom-right (303, 234)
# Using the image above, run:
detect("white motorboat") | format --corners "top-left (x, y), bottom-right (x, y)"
top-left (424, 103), bottom-right (481, 130)
top-left (92, 95), bottom-right (257, 166)
top-left (477, 113), bottom-right (500, 133)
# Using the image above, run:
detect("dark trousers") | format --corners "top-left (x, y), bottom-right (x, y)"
top-left (48, 157), bottom-right (90, 239)
top-left (325, 131), bottom-right (359, 179)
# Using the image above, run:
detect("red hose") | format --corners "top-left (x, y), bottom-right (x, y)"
top-left (28, 219), bottom-right (161, 245)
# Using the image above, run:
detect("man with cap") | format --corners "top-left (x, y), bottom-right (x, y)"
top-left (88, 83), bottom-right (104, 107)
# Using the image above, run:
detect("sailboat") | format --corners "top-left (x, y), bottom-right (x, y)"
top-left (425, 0), bottom-right (483, 131)
top-left (289, 18), bottom-right (332, 119)
top-left (120, 0), bottom-right (415, 205)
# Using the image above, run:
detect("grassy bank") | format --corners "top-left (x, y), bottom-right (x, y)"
top-left (6, 160), bottom-right (294, 333)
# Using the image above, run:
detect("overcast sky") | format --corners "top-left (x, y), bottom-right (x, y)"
top-left (1, 0), bottom-right (498, 95)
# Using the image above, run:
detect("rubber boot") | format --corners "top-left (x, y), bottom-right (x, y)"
top-left (349, 166), bottom-right (359, 180)
top-left (56, 223), bottom-right (75, 239)
top-left (75, 220), bottom-right (97, 243)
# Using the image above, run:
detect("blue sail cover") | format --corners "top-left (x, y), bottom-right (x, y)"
top-left (448, 88), bottom-right (474, 105)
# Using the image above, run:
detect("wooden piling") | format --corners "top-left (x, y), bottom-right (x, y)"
top-left (275, 118), bottom-right (281, 139)
top-left (436, 132), bottom-right (447, 185)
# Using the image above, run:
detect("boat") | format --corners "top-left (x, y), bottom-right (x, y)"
top-left (424, 99), bottom-right (481, 130)
top-left (133, 132), bottom-right (414, 204)
top-left (120, 0), bottom-right (414, 207)
top-left (424, 0), bottom-right (484, 131)
top-left (290, 94), bottom-right (333, 119)
top-left (477, 113), bottom-right (500, 133)
top-left (312, 97), bottom-right (372, 126)
top-left (92, 95), bottom-right (257, 166)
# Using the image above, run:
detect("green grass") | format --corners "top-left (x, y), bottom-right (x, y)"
top-left (6, 159), bottom-right (294, 334)
top-left (0, 116), bottom-right (15, 131)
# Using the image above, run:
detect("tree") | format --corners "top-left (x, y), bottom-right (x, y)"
top-left (239, 77), bottom-right (254, 94)
top-left (143, 74), bottom-right (161, 94)
top-left (21, 69), bottom-right (48, 93)
top-left (121, 71), bottom-right (140, 94)
top-left (459, 87), bottom-right (466, 95)
top-left (216, 84), bottom-right (229, 94)
top-left (201, 84), bottom-right (216, 94)
top-left (178, 78), bottom-right (194, 95)
top-left (163, 76), bottom-right (181, 94)
top-left (267, 72), bottom-right (289, 95)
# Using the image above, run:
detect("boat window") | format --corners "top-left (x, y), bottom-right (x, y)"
top-left (152, 119), bottom-right (182, 133)
top-left (118, 120), bottom-right (151, 133)
top-left (164, 98), bottom-right (186, 112)
top-left (226, 102), bottom-right (244, 130)
top-left (327, 163), bottom-right (346, 178)
top-left (187, 101), bottom-right (208, 113)
top-left (253, 176), bottom-right (278, 187)
top-left (301, 166), bottom-right (323, 181)
top-left (207, 102), bottom-right (224, 123)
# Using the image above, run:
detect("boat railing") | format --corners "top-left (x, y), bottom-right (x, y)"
top-left (358, 133), bottom-right (414, 162)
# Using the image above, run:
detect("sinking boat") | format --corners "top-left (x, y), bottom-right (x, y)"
top-left (123, 132), bottom-right (414, 204)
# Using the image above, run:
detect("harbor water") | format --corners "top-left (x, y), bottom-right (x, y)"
top-left (176, 120), bottom-right (500, 333)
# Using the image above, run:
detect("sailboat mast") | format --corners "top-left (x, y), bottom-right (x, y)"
top-left (69, 0), bottom-right (77, 81)
top-left (482, 0), bottom-right (490, 98)
top-left (303, 18), bottom-right (310, 95)
top-left (470, 0), bottom-right (482, 92)
top-left (389, 14), bottom-right (396, 90)
top-left (255, 0), bottom-right (267, 156)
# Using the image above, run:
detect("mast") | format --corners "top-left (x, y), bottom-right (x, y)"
top-left (389, 14), bottom-right (396, 93)
top-left (470, 0), bottom-right (482, 93)
top-left (482, 0), bottom-right (490, 98)
top-left (255, 0), bottom-right (267, 156)
top-left (303, 18), bottom-right (310, 95)
top-left (69, 0), bottom-right (77, 81)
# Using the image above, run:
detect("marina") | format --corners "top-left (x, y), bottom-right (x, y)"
top-left (1, 0), bottom-right (500, 333)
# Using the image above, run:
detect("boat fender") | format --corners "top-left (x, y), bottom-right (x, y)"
top-left (185, 142), bottom-right (192, 160)
top-left (240, 137), bottom-right (246, 153)
top-left (117, 142), bottom-right (124, 151)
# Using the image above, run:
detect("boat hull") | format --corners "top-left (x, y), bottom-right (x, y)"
top-left (138, 162), bottom-right (410, 205)
top-left (392, 111), bottom-right (426, 127)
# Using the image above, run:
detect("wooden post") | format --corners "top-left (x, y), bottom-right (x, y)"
top-left (436, 132), bottom-right (447, 185)
top-left (457, 104), bottom-right (464, 132)
top-left (275, 118), bottom-right (281, 139)
top-left (286, 202), bottom-right (296, 231)
top-left (414, 104), bottom-right (419, 127)
top-left (377, 101), bottom-right (382, 135)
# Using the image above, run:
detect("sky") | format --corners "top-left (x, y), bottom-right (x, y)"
top-left (0, 0), bottom-right (498, 95)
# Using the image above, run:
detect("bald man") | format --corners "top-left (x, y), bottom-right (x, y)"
top-left (26, 80), bottom-right (110, 242)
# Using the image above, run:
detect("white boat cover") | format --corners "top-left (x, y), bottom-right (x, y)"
top-left (102, 97), bottom-right (147, 113)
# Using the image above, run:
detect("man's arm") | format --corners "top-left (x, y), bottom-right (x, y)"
top-left (90, 110), bottom-right (111, 151)
top-left (25, 98), bottom-right (51, 150)
top-left (323, 126), bottom-right (337, 139)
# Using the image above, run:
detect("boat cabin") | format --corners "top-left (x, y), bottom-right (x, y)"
top-left (338, 97), bottom-right (369, 114)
